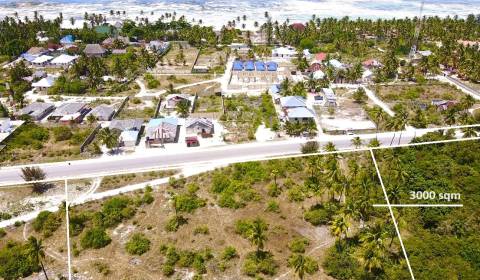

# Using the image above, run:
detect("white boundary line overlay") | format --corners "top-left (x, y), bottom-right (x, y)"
top-left (65, 179), bottom-right (72, 280)
top-left (370, 149), bottom-right (416, 280)
top-left (374, 204), bottom-right (463, 207)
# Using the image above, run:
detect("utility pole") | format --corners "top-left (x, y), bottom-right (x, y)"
top-left (408, 0), bottom-right (426, 60)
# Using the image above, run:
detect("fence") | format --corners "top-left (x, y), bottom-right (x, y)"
top-left (80, 124), bottom-right (102, 153)
top-left (111, 96), bottom-right (130, 119)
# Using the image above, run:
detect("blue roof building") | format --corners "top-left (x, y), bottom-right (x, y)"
top-left (287, 107), bottom-right (315, 120)
top-left (266, 61), bottom-right (278, 71)
top-left (60, 35), bottom-right (74, 44)
top-left (21, 53), bottom-right (37, 63)
top-left (232, 60), bottom-right (244, 71)
top-left (244, 60), bottom-right (255, 71)
top-left (280, 96), bottom-right (307, 108)
top-left (255, 61), bottom-right (266, 71)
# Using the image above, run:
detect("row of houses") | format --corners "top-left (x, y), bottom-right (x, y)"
top-left (15, 102), bottom-right (116, 123)
top-left (110, 117), bottom-right (215, 148)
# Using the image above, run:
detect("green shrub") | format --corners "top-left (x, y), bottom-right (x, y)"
top-left (80, 227), bottom-right (111, 249)
top-left (288, 237), bottom-right (310, 253)
top-left (288, 254), bottom-right (318, 275)
top-left (32, 211), bottom-right (61, 237)
top-left (265, 200), bottom-right (280, 213)
top-left (323, 246), bottom-right (361, 279)
top-left (287, 185), bottom-right (306, 202)
top-left (304, 203), bottom-right (338, 226)
top-left (221, 246), bottom-right (238, 261)
top-left (162, 264), bottom-right (175, 276)
top-left (267, 183), bottom-right (281, 197)
top-left (101, 196), bottom-right (135, 227)
top-left (69, 212), bottom-right (90, 236)
top-left (0, 228), bottom-right (6, 238)
top-left (0, 212), bottom-right (12, 221)
top-left (141, 191), bottom-right (154, 204)
top-left (301, 141), bottom-right (319, 154)
top-left (174, 194), bottom-right (206, 213)
top-left (0, 241), bottom-right (40, 279)
top-left (169, 176), bottom-right (186, 188)
top-left (125, 233), bottom-right (151, 255)
top-left (165, 215), bottom-right (188, 232)
top-left (235, 218), bottom-right (268, 240)
top-left (193, 225), bottom-right (209, 235)
top-left (92, 261), bottom-right (110, 276)
top-left (243, 251), bottom-right (278, 277)
top-left (52, 126), bottom-right (73, 142)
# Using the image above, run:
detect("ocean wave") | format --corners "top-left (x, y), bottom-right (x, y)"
top-left (0, 0), bottom-right (478, 29)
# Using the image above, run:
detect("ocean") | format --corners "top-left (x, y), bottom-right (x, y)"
top-left (0, 0), bottom-right (478, 29)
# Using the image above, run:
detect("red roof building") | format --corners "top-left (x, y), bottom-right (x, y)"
top-left (290, 23), bottom-right (306, 32)
top-left (314, 52), bottom-right (327, 62)
top-left (308, 62), bottom-right (323, 72)
top-left (362, 59), bottom-right (382, 68)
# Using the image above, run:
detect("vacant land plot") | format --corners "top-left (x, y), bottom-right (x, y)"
top-left (0, 122), bottom-right (94, 165)
top-left (316, 88), bottom-right (377, 133)
top-left (0, 180), bottom-right (91, 219)
top-left (145, 74), bottom-right (214, 91)
top-left (221, 94), bottom-right (278, 142)
top-left (1, 151), bottom-right (401, 280)
top-left (155, 43), bottom-right (199, 74)
top-left (96, 170), bottom-right (178, 193)
top-left (115, 97), bottom-right (156, 121)
top-left (374, 81), bottom-right (478, 127)
top-left (195, 48), bottom-right (228, 73)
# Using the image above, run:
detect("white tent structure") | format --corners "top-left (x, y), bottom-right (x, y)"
top-left (50, 54), bottom-right (78, 68)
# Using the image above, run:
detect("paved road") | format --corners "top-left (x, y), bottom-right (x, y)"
top-left (0, 132), bottom-right (414, 186)
top-left (440, 75), bottom-right (480, 100)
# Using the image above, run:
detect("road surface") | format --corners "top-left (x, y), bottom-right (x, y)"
top-left (0, 131), bottom-right (418, 186)
top-left (439, 75), bottom-right (480, 100)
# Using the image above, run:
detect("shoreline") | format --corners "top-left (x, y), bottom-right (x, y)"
top-left (0, 0), bottom-right (478, 30)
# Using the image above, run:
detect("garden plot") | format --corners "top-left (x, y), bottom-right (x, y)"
top-left (191, 85), bottom-right (223, 119)
top-left (0, 122), bottom-right (94, 165)
top-left (194, 48), bottom-right (228, 73)
top-left (115, 97), bottom-right (156, 121)
top-left (315, 88), bottom-right (377, 133)
top-left (374, 81), bottom-right (478, 127)
top-left (221, 94), bottom-right (278, 142)
top-left (155, 43), bottom-right (199, 74)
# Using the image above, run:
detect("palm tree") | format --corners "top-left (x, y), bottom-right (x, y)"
top-left (359, 244), bottom-right (385, 273)
top-left (291, 254), bottom-right (306, 279)
top-left (386, 117), bottom-right (397, 146)
top-left (248, 218), bottom-right (268, 255)
top-left (270, 169), bottom-right (279, 186)
top-left (27, 236), bottom-right (49, 280)
top-left (176, 100), bottom-right (191, 118)
top-left (324, 142), bottom-right (337, 152)
top-left (462, 126), bottom-right (478, 138)
top-left (370, 106), bottom-right (384, 137)
top-left (351, 136), bottom-right (363, 149)
top-left (444, 109), bottom-right (457, 125)
top-left (98, 128), bottom-right (119, 152)
top-left (330, 214), bottom-right (350, 245)
top-left (166, 83), bottom-right (177, 95)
